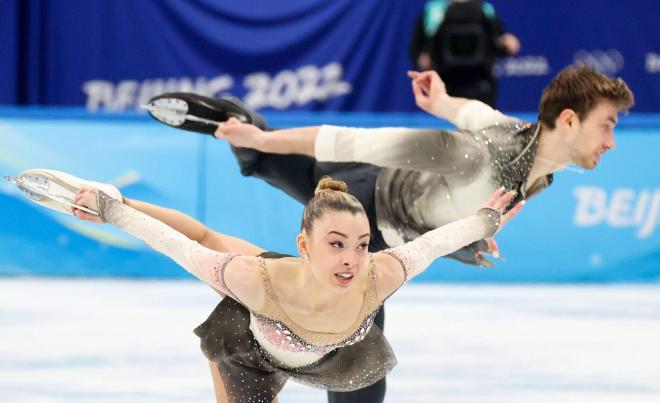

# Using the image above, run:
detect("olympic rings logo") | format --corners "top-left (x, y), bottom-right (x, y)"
top-left (573, 49), bottom-right (624, 74)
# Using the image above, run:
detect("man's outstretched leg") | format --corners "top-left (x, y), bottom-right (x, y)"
top-left (327, 304), bottom-right (386, 403)
top-left (217, 99), bottom-right (322, 205)
top-left (237, 151), bottom-right (319, 205)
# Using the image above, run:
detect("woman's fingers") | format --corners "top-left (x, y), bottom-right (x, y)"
top-left (480, 189), bottom-right (525, 235)
top-left (73, 209), bottom-right (102, 223)
top-left (72, 189), bottom-right (98, 221)
top-left (72, 192), bottom-right (81, 214)
top-left (485, 237), bottom-right (500, 259)
top-left (483, 187), bottom-right (506, 207)
top-left (75, 189), bottom-right (87, 203)
top-left (501, 200), bottom-right (525, 226)
top-left (486, 189), bottom-right (516, 212)
top-left (495, 190), bottom-right (516, 211)
top-left (77, 189), bottom-right (99, 210)
top-left (72, 188), bottom-right (90, 214)
top-left (482, 188), bottom-right (520, 224)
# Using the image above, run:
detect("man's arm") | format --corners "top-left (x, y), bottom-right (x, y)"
top-left (312, 125), bottom-right (485, 176)
top-left (216, 119), bottom-right (485, 176)
top-left (214, 70), bottom-right (517, 166)
top-left (215, 120), bottom-right (318, 158)
top-left (408, 70), bottom-right (470, 125)
top-left (408, 70), bottom-right (519, 131)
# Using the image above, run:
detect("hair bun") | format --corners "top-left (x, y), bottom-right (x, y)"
top-left (302, 176), bottom-right (364, 234)
top-left (314, 176), bottom-right (348, 195)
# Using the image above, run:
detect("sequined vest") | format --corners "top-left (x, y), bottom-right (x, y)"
top-left (374, 121), bottom-right (552, 246)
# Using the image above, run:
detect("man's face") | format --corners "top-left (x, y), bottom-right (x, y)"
top-left (569, 100), bottom-right (618, 170)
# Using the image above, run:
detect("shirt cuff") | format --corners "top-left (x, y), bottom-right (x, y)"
top-left (314, 125), bottom-right (340, 161)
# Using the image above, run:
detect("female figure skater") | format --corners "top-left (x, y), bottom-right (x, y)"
top-left (16, 169), bottom-right (522, 403)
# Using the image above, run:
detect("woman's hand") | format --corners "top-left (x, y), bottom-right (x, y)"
top-left (481, 187), bottom-right (525, 229)
top-left (71, 187), bottom-right (103, 223)
top-left (214, 117), bottom-right (267, 151)
top-left (480, 187), bottom-right (525, 260)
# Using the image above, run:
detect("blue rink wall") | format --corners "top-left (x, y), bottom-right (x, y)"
top-left (1, 109), bottom-right (659, 283)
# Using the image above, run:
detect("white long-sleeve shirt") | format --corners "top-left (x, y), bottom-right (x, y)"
top-left (313, 100), bottom-right (550, 247)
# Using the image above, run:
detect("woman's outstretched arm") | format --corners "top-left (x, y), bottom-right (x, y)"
top-left (125, 198), bottom-right (266, 256)
top-left (74, 190), bottom-right (264, 309)
top-left (374, 188), bottom-right (524, 301)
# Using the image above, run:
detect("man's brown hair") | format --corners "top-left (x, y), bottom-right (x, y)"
top-left (538, 65), bottom-right (634, 129)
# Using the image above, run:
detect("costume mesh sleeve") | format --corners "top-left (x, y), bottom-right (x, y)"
top-left (381, 209), bottom-right (499, 283)
top-left (97, 191), bottom-right (238, 295)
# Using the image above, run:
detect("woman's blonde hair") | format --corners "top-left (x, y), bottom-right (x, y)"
top-left (301, 177), bottom-right (366, 234)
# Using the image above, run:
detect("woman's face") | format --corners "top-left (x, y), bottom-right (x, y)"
top-left (303, 210), bottom-right (371, 293)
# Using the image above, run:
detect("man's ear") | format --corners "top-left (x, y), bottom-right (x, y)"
top-left (557, 108), bottom-right (578, 130)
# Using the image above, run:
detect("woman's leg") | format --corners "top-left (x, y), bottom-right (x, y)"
top-left (208, 361), bottom-right (279, 403)
top-left (208, 361), bottom-right (230, 403)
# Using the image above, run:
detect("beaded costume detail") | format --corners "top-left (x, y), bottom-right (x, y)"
top-left (98, 191), bottom-right (238, 294)
top-left (382, 209), bottom-right (500, 283)
top-left (248, 254), bottom-right (380, 364)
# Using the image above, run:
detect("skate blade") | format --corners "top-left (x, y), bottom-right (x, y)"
top-left (4, 175), bottom-right (100, 216)
top-left (143, 99), bottom-right (224, 127)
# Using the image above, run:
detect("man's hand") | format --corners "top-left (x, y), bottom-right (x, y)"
top-left (407, 70), bottom-right (448, 114)
top-left (407, 70), bottom-right (471, 124)
top-left (214, 117), bottom-right (267, 151)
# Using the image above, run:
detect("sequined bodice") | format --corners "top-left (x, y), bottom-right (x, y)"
top-left (250, 255), bottom-right (380, 360)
